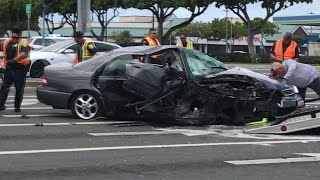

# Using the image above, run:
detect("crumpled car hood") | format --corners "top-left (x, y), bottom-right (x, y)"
top-left (207, 66), bottom-right (294, 90)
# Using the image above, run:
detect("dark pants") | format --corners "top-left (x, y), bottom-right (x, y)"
top-left (298, 77), bottom-right (320, 100)
top-left (0, 68), bottom-right (28, 109)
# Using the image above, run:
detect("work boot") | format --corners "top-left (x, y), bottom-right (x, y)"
top-left (0, 105), bottom-right (6, 111)
top-left (14, 107), bottom-right (21, 112)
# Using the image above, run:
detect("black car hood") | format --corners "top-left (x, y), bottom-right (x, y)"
top-left (206, 66), bottom-right (294, 90)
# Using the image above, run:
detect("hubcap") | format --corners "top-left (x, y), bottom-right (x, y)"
top-left (74, 94), bottom-right (98, 119)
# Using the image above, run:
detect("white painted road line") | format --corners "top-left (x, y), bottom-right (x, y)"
top-left (226, 156), bottom-right (320, 165)
top-left (0, 140), bottom-right (318, 155)
top-left (157, 128), bottom-right (217, 136)
top-left (4, 107), bottom-right (53, 111)
top-left (2, 114), bottom-right (67, 118)
top-left (0, 121), bottom-right (137, 127)
top-left (8, 96), bottom-right (37, 98)
top-left (306, 92), bottom-right (316, 95)
top-left (88, 131), bottom-right (179, 136)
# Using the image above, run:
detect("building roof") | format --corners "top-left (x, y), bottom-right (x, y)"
top-left (273, 15), bottom-right (320, 26)
top-left (264, 25), bottom-right (308, 42)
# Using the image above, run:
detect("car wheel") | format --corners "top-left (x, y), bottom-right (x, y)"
top-left (30, 61), bottom-right (47, 78)
top-left (71, 92), bottom-right (103, 120)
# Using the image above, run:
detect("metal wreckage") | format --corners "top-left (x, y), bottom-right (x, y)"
top-left (121, 47), bottom-right (304, 125)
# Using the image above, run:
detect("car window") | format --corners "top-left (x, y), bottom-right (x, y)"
top-left (102, 54), bottom-right (140, 77)
top-left (66, 44), bottom-right (79, 52)
top-left (149, 49), bottom-right (184, 72)
top-left (95, 42), bottom-right (118, 52)
top-left (33, 39), bottom-right (42, 45)
top-left (184, 48), bottom-right (227, 77)
top-left (40, 40), bottom-right (75, 52)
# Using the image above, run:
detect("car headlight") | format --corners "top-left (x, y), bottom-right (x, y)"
top-left (293, 85), bottom-right (299, 93)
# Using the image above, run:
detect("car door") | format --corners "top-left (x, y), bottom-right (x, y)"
top-left (97, 54), bottom-right (139, 103)
top-left (58, 43), bottom-right (78, 63)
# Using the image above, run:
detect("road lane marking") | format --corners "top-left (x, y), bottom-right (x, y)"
top-left (0, 121), bottom-right (137, 127)
top-left (2, 114), bottom-right (67, 118)
top-left (0, 140), bottom-right (318, 155)
top-left (3, 107), bottom-right (53, 111)
top-left (226, 157), bottom-right (320, 165)
top-left (157, 128), bottom-right (217, 136)
top-left (6, 99), bottom-right (40, 106)
top-left (88, 131), bottom-right (179, 136)
top-left (8, 96), bottom-right (37, 98)
top-left (258, 144), bottom-right (273, 146)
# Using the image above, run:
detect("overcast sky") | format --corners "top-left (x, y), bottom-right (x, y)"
top-left (114, 1), bottom-right (320, 22)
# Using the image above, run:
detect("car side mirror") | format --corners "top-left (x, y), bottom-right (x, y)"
top-left (63, 49), bottom-right (75, 54)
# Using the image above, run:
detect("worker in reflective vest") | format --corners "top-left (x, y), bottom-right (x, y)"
top-left (73, 31), bottom-right (97, 64)
top-left (141, 28), bottom-right (161, 46)
top-left (141, 28), bottom-right (161, 62)
top-left (176, 34), bottom-right (193, 49)
top-left (270, 32), bottom-right (299, 63)
top-left (0, 28), bottom-right (31, 112)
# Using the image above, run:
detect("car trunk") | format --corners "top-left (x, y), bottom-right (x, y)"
top-left (44, 62), bottom-right (94, 80)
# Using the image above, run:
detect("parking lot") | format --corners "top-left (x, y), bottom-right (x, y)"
top-left (1, 87), bottom-right (320, 179)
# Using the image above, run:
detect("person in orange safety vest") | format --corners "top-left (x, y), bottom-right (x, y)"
top-left (73, 31), bottom-right (97, 64)
top-left (141, 28), bottom-right (161, 46)
top-left (0, 28), bottom-right (31, 112)
top-left (270, 32), bottom-right (300, 63)
top-left (141, 28), bottom-right (161, 62)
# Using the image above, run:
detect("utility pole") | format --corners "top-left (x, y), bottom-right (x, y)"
top-left (26, 4), bottom-right (32, 42)
top-left (77, 0), bottom-right (91, 34)
top-left (225, 8), bottom-right (229, 53)
top-left (230, 17), bottom-right (233, 53)
top-left (41, 0), bottom-right (47, 46)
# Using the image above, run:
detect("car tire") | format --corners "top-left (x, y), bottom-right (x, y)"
top-left (70, 92), bottom-right (103, 120)
top-left (30, 61), bottom-right (47, 78)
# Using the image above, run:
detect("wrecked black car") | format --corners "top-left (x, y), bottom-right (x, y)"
top-left (37, 46), bottom-right (304, 125)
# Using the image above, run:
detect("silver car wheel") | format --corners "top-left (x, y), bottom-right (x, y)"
top-left (74, 94), bottom-right (98, 119)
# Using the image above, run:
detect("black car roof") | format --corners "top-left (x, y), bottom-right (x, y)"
top-left (113, 45), bottom-right (180, 55)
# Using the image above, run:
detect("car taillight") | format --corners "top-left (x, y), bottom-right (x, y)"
top-left (41, 75), bottom-right (48, 86)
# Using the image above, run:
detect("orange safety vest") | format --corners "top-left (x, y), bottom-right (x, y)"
top-left (144, 36), bottom-right (160, 59)
top-left (144, 36), bottom-right (160, 46)
top-left (73, 40), bottom-right (96, 64)
top-left (274, 40), bottom-right (298, 60)
top-left (176, 41), bottom-right (193, 49)
top-left (2, 38), bottom-right (31, 67)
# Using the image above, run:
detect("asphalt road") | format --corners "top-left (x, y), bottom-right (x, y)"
top-left (1, 74), bottom-right (320, 179)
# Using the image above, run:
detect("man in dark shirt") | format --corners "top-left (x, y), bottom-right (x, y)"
top-left (270, 32), bottom-right (300, 63)
top-left (0, 28), bottom-right (31, 112)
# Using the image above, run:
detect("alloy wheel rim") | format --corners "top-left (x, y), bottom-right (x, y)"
top-left (74, 94), bottom-right (98, 119)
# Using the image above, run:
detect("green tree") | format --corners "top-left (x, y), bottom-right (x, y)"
top-left (91, 0), bottom-right (120, 41)
top-left (121, 0), bottom-right (214, 44)
top-left (176, 21), bottom-right (209, 44)
top-left (40, 0), bottom-right (67, 34)
top-left (216, 0), bottom-right (312, 61)
top-left (252, 18), bottom-right (278, 54)
top-left (0, 0), bottom-right (41, 37)
top-left (58, 0), bottom-right (77, 35)
top-left (111, 30), bottom-right (134, 46)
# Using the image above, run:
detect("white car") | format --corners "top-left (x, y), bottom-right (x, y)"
top-left (28, 40), bottom-right (121, 78)
top-left (29, 35), bottom-right (71, 51)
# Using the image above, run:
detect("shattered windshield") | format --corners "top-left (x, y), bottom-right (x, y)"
top-left (183, 48), bottom-right (227, 77)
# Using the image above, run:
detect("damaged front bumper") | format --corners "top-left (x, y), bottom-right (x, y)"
top-left (277, 94), bottom-right (304, 108)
